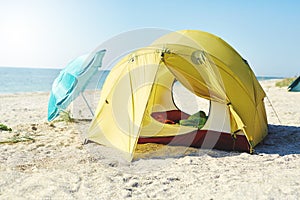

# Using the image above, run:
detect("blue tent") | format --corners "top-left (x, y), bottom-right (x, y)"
top-left (288, 76), bottom-right (300, 92)
top-left (48, 50), bottom-right (106, 121)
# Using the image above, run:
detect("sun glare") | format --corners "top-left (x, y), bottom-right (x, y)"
top-left (1, 18), bottom-right (35, 48)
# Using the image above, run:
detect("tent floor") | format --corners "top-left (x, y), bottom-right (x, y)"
top-left (138, 130), bottom-right (250, 152)
top-left (139, 110), bottom-right (250, 152)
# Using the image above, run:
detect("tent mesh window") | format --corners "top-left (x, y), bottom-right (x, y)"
top-left (171, 80), bottom-right (210, 128)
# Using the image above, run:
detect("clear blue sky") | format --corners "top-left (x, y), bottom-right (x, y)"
top-left (0, 0), bottom-right (299, 77)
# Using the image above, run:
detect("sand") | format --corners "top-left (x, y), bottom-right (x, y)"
top-left (0, 80), bottom-right (300, 199)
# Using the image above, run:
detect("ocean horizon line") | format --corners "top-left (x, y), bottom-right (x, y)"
top-left (0, 66), bottom-right (291, 78)
top-left (0, 66), bottom-right (288, 94)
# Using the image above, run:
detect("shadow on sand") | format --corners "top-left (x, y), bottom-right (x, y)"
top-left (82, 124), bottom-right (300, 165)
top-left (255, 124), bottom-right (300, 155)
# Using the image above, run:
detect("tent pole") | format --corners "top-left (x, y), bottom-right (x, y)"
top-left (81, 92), bottom-right (94, 116)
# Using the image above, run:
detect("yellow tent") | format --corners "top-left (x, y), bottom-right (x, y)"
top-left (87, 30), bottom-right (268, 161)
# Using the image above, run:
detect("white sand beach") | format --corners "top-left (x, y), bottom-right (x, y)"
top-left (0, 79), bottom-right (300, 199)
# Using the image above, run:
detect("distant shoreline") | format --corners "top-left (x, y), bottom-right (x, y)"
top-left (256, 76), bottom-right (285, 81)
top-left (0, 67), bottom-right (109, 94)
top-left (0, 79), bottom-right (284, 96)
top-left (0, 66), bottom-right (287, 94)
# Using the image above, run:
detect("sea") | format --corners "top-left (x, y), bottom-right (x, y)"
top-left (0, 67), bottom-right (110, 94)
top-left (0, 67), bottom-right (283, 94)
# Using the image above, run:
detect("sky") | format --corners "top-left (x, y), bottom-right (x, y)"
top-left (0, 0), bottom-right (299, 77)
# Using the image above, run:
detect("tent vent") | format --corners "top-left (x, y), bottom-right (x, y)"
top-left (191, 50), bottom-right (206, 65)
